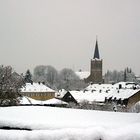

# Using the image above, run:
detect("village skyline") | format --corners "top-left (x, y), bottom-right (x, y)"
top-left (0, 1), bottom-right (140, 139)
top-left (0, 0), bottom-right (140, 75)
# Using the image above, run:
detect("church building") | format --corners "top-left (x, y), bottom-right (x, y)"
top-left (85, 39), bottom-right (103, 83)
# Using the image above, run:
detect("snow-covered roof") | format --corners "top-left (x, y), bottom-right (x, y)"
top-left (75, 71), bottom-right (90, 79)
top-left (106, 89), bottom-right (140, 100)
top-left (86, 83), bottom-right (116, 91)
top-left (70, 89), bottom-right (140, 103)
top-left (57, 82), bottom-right (140, 103)
top-left (70, 90), bottom-right (106, 103)
top-left (114, 82), bottom-right (140, 88)
top-left (21, 83), bottom-right (55, 92)
top-left (86, 82), bottom-right (140, 91)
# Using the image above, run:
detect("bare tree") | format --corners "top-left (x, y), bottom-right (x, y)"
top-left (0, 65), bottom-right (24, 106)
top-left (33, 65), bottom-right (87, 90)
top-left (33, 65), bottom-right (47, 82)
top-left (58, 68), bottom-right (81, 90)
top-left (33, 65), bottom-right (58, 89)
top-left (44, 65), bottom-right (58, 87)
top-left (104, 67), bottom-right (136, 83)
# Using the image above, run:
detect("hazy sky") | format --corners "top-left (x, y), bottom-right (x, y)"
top-left (0, 0), bottom-right (140, 75)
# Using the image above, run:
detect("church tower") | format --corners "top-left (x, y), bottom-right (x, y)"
top-left (85, 39), bottom-right (103, 83)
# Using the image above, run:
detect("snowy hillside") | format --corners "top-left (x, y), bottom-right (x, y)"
top-left (0, 106), bottom-right (140, 140)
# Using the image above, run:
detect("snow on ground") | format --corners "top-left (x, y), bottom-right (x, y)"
top-left (0, 106), bottom-right (140, 140)
top-left (20, 96), bottom-right (68, 105)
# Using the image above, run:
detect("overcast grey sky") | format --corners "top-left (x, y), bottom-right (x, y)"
top-left (0, 0), bottom-right (140, 75)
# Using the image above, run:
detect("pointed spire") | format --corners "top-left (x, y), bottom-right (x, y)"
top-left (93, 37), bottom-right (100, 59)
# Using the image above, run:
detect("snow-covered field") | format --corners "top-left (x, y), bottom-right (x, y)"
top-left (0, 106), bottom-right (140, 140)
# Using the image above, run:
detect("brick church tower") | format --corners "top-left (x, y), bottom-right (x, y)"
top-left (85, 39), bottom-right (103, 83)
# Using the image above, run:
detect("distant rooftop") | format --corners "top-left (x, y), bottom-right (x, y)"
top-left (75, 71), bottom-right (90, 79)
top-left (21, 82), bottom-right (55, 93)
top-left (56, 82), bottom-right (140, 103)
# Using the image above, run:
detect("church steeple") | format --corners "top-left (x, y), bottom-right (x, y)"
top-left (85, 37), bottom-right (102, 83)
top-left (93, 39), bottom-right (100, 59)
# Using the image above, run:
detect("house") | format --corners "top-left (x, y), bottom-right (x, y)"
top-left (104, 84), bottom-right (140, 108)
top-left (61, 91), bottom-right (78, 104)
top-left (86, 82), bottom-right (140, 108)
top-left (56, 82), bottom-right (140, 109)
top-left (20, 82), bottom-right (55, 101)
